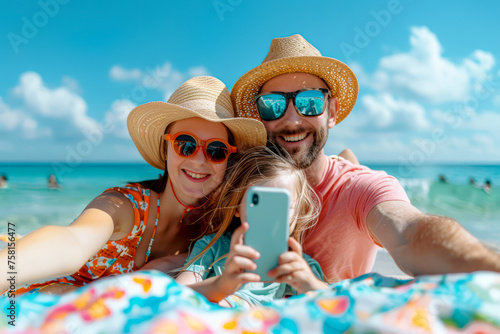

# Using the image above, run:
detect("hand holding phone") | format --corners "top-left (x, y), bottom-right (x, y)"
top-left (267, 237), bottom-right (328, 294)
top-left (244, 186), bottom-right (290, 282)
top-left (217, 222), bottom-right (261, 297)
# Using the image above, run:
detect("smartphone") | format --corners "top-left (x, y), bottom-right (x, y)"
top-left (244, 186), bottom-right (290, 282)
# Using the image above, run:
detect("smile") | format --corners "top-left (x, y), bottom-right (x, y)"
top-left (184, 170), bottom-right (209, 179)
top-left (282, 133), bottom-right (307, 142)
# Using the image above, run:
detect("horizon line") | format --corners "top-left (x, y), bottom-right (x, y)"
top-left (1, 161), bottom-right (500, 166)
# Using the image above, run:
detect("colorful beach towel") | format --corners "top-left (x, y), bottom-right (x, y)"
top-left (1, 270), bottom-right (500, 333)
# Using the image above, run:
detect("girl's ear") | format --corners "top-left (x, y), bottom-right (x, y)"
top-left (234, 200), bottom-right (243, 218)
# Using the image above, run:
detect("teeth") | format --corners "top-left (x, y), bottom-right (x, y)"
top-left (185, 170), bottom-right (208, 179)
top-left (283, 133), bottom-right (307, 142)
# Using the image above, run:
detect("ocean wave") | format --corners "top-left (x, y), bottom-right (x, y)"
top-left (400, 179), bottom-right (499, 214)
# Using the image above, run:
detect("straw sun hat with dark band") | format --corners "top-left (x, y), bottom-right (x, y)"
top-left (127, 76), bottom-right (267, 170)
top-left (231, 34), bottom-right (359, 125)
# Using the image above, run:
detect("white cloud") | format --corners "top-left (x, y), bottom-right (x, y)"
top-left (431, 108), bottom-right (500, 136)
top-left (358, 93), bottom-right (430, 131)
top-left (493, 94), bottom-right (500, 107)
top-left (61, 75), bottom-right (81, 93)
top-left (21, 118), bottom-right (50, 139)
top-left (109, 65), bottom-right (143, 81)
top-left (0, 96), bottom-right (49, 139)
top-left (341, 26), bottom-right (499, 163)
top-left (12, 71), bottom-right (100, 137)
top-left (330, 105), bottom-right (500, 164)
top-left (471, 133), bottom-right (494, 147)
top-left (463, 50), bottom-right (495, 87)
top-left (462, 111), bottom-right (500, 133)
top-left (326, 128), bottom-right (410, 163)
top-left (109, 62), bottom-right (210, 101)
top-left (188, 66), bottom-right (210, 78)
top-left (360, 26), bottom-right (495, 104)
top-left (104, 99), bottom-right (137, 139)
top-left (0, 97), bottom-right (21, 131)
top-left (0, 72), bottom-right (143, 161)
top-left (0, 140), bottom-right (14, 152)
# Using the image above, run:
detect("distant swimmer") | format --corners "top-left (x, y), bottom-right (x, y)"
top-left (0, 174), bottom-right (7, 189)
top-left (469, 177), bottom-right (480, 188)
top-left (483, 179), bottom-right (492, 194)
top-left (48, 174), bottom-right (60, 189)
top-left (438, 174), bottom-right (448, 183)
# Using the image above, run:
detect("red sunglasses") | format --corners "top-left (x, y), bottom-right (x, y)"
top-left (164, 131), bottom-right (237, 164)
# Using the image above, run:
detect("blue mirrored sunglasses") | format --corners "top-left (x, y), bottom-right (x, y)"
top-left (254, 88), bottom-right (330, 121)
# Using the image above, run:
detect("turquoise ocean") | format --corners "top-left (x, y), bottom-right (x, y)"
top-left (0, 163), bottom-right (499, 250)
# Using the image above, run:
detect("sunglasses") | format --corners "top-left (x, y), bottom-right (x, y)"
top-left (164, 131), bottom-right (237, 164)
top-left (254, 88), bottom-right (331, 121)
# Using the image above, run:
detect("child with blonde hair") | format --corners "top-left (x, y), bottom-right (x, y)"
top-left (176, 146), bottom-right (328, 308)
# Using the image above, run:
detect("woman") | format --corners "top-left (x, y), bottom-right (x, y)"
top-left (0, 76), bottom-right (267, 295)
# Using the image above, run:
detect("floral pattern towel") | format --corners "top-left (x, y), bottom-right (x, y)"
top-left (1, 270), bottom-right (500, 333)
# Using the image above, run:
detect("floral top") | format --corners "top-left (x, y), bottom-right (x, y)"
top-left (13, 184), bottom-right (152, 295)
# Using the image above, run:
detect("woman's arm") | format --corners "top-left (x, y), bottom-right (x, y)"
top-left (338, 148), bottom-right (359, 165)
top-left (0, 191), bottom-right (133, 292)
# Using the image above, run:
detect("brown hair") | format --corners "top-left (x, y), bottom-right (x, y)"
top-left (184, 145), bottom-right (320, 269)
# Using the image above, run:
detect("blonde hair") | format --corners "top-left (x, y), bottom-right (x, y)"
top-left (184, 145), bottom-right (320, 269)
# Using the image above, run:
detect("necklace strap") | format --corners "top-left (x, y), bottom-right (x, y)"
top-left (145, 195), bottom-right (160, 264)
top-left (169, 180), bottom-right (209, 223)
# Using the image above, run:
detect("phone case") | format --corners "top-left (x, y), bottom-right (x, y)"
top-left (244, 186), bottom-right (290, 282)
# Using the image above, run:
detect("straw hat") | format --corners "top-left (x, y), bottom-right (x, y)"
top-left (231, 34), bottom-right (358, 125)
top-left (127, 76), bottom-right (267, 170)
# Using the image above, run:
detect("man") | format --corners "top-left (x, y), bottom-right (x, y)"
top-left (231, 34), bottom-right (500, 282)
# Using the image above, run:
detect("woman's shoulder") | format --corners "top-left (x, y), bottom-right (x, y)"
top-left (83, 184), bottom-right (153, 240)
top-left (84, 183), bottom-right (154, 225)
top-left (102, 183), bottom-right (154, 208)
top-left (106, 183), bottom-right (152, 197)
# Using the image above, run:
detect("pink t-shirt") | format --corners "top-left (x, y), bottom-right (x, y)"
top-left (303, 155), bottom-right (410, 282)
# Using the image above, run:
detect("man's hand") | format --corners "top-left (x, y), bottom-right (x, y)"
top-left (268, 237), bottom-right (327, 294)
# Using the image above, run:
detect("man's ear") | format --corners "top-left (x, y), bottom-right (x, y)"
top-left (327, 97), bottom-right (338, 129)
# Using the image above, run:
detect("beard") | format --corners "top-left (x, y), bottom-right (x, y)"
top-left (267, 120), bottom-right (329, 169)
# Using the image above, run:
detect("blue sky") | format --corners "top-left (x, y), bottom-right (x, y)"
top-left (1, 0), bottom-right (500, 165)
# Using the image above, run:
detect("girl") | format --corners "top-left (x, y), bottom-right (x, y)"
top-left (0, 76), bottom-right (267, 295)
top-left (176, 146), bottom-right (328, 308)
